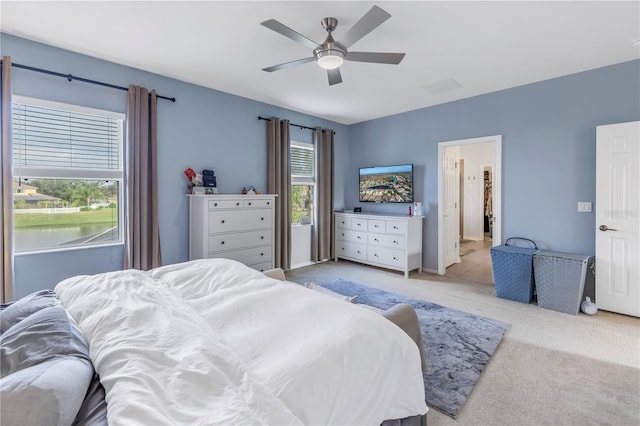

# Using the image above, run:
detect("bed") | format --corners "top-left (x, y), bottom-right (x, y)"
top-left (1, 258), bottom-right (428, 425)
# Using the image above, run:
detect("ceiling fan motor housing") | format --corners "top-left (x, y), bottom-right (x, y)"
top-left (315, 18), bottom-right (346, 69)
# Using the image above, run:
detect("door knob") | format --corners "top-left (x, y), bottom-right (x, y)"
top-left (599, 225), bottom-right (618, 232)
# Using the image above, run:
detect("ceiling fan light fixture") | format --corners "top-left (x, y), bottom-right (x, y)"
top-left (316, 52), bottom-right (344, 70)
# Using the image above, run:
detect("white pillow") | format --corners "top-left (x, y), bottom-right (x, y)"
top-left (304, 282), bottom-right (358, 303)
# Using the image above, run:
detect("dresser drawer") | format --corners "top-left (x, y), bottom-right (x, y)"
top-left (208, 230), bottom-right (272, 253)
top-left (336, 229), bottom-right (366, 244)
top-left (210, 246), bottom-right (272, 265)
top-left (249, 261), bottom-right (273, 273)
top-left (209, 199), bottom-right (243, 209)
top-left (351, 218), bottom-right (367, 231)
top-left (368, 246), bottom-right (405, 268)
top-left (368, 219), bottom-right (385, 232)
top-left (386, 220), bottom-right (407, 234)
top-left (368, 233), bottom-right (405, 249)
top-left (336, 241), bottom-right (367, 261)
top-left (208, 198), bottom-right (275, 209)
top-left (208, 209), bottom-right (272, 232)
top-left (335, 215), bottom-right (350, 229)
top-left (243, 198), bottom-right (274, 208)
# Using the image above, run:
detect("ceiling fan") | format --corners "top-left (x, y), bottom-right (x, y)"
top-left (261, 5), bottom-right (405, 86)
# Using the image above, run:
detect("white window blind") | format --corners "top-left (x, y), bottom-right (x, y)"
top-left (12, 97), bottom-right (123, 180)
top-left (291, 142), bottom-right (314, 183)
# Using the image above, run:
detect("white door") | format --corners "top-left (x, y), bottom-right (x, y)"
top-left (595, 121), bottom-right (640, 317)
top-left (444, 147), bottom-right (460, 267)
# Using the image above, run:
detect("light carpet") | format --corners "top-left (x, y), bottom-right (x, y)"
top-left (322, 278), bottom-right (510, 418)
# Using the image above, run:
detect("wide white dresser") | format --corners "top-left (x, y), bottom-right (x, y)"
top-left (334, 212), bottom-right (423, 278)
top-left (189, 194), bottom-right (276, 272)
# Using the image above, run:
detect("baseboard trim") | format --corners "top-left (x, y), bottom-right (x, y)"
top-left (289, 261), bottom-right (316, 270)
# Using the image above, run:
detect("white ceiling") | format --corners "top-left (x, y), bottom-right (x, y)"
top-left (1, 1), bottom-right (639, 125)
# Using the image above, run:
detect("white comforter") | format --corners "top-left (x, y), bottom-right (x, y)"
top-left (56, 259), bottom-right (427, 425)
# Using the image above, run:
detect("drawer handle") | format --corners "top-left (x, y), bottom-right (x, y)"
top-left (261, 217), bottom-right (264, 221)
top-left (248, 202), bottom-right (252, 206)
top-left (341, 233), bottom-right (345, 237)
top-left (214, 203), bottom-right (218, 206)
top-left (221, 220), bottom-right (225, 224)
top-left (374, 238), bottom-right (379, 242)
top-left (375, 225), bottom-right (379, 228)
top-left (261, 253), bottom-right (264, 256)
top-left (357, 236), bottom-right (361, 239)
top-left (236, 202), bottom-right (240, 206)
top-left (221, 241), bottom-right (225, 245)
top-left (393, 240), bottom-right (398, 244)
top-left (374, 253), bottom-right (378, 257)
top-left (357, 250), bottom-right (361, 254)
top-left (394, 226), bottom-right (399, 229)
top-left (267, 201), bottom-right (270, 205)
top-left (341, 221), bottom-right (345, 224)
top-left (261, 236), bottom-right (264, 240)
top-left (357, 223), bottom-right (361, 226)
top-left (393, 257), bottom-right (398, 261)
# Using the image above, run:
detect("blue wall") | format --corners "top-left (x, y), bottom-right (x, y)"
top-left (348, 60), bottom-right (640, 270)
top-left (3, 33), bottom-right (639, 295)
top-left (1, 34), bottom-right (350, 297)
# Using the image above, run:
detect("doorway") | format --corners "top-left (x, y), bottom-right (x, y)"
top-left (437, 135), bottom-right (502, 276)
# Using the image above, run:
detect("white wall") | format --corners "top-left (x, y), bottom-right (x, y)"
top-left (460, 142), bottom-right (494, 240)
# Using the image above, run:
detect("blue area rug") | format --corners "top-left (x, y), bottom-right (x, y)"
top-left (322, 279), bottom-right (510, 418)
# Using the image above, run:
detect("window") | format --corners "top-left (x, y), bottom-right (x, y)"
top-left (290, 141), bottom-right (314, 225)
top-left (12, 96), bottom-right (125, 253)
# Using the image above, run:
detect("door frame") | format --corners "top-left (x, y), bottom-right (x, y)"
top-left (438, 135), bottom-right (502, 275)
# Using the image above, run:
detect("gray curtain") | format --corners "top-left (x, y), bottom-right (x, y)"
top-left (266, 117), bottom-right (291, 270)
top-left (124, 85), bottom-right (162, 270)
top-left (1, 56), bottom-right (13, 302)
top-left (312, 127), bottom-right (334, 261)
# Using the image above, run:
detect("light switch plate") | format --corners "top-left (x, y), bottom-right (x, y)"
top-left (577, 202), bottom-right (592, 212)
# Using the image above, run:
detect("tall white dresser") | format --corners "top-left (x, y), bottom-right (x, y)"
top-left (189, 194), bottom-right (277, 272)
top-left (334, 212), bottom-right (423, 278)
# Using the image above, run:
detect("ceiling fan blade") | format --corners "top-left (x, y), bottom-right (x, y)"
top-left (262, 57), bottom-right (316, 72)
top-left (327, 68), bottom-right (342, 86)
top-left (340, 5), bottom-right (391, 48)
top-left (345, 52), bottom-right (405, 64)
top-left (261, 19), bottom-right (319, 50)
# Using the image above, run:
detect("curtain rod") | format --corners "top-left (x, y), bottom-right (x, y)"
top-left (4, 61), bottom-right (176, 102)
top-left (258, 116), bottom-right (335, 134)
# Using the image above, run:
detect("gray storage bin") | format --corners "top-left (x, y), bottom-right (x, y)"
top-left (491, 238), bottom-right (539, 303)
top-left (533, 251), bottom-right (591, 315)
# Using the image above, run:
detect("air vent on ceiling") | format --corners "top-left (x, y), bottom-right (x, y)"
top-left (422, 78), bottom-right (462, 95)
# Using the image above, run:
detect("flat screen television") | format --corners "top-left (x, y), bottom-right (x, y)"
top-left (359, 164), bottom-right (414, 203)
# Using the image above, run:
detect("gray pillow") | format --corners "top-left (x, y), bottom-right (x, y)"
top-left (1, 306), bottom-right (90, 377)
top-left (1, 289), bottom-right (59, 334)
top-left (1, 302), bottom-right (96, 426)
top-left (0, 357), bottom-right (94, 426)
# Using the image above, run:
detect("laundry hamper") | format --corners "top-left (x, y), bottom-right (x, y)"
top-left (533, 251), bottom-right (591, 315)
top-left (491, 237), bottom-right (539, 303)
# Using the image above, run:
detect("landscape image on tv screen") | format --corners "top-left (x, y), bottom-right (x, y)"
top-left (359, 164), bottom-right (413, 203)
